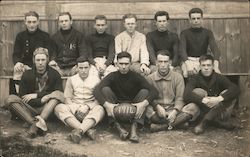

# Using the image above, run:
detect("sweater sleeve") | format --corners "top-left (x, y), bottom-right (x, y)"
top-left (105, 36), bottom-right (115, 66)
top-left (172, 34), bottom-right (180, 67)
top-left (179, 31), bottom-right (188, 62)
top-left (173, 74), bottom-right (185, 111)
top-left (140, 35), bottom-right (150, 66)
top-left (137, 74), bottom-right (158, 103)
top-left (146, 33), bottom-right (157, 65)
top-left (50, 34), bottom-right (58, 61)
top-left (93, 74), bottom-right (113, 105)
top-left (183, 76), bottom-right (206, 108)
top-left (218, 75), bottom-right (240, 102)
top-left (86, 36), bottom-right (96, 65)
top-left (78, 33), bottom-right (89, 59)
top-left (13, 33), bottom-right (23, 65)
top-left (208, 30), bottom-right (221, 61)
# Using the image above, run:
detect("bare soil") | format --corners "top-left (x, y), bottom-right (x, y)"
top-left (0, 106), bottom-right (249, 157)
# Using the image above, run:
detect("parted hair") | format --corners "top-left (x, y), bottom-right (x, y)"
top-left (156, 49), bottom-right (171, 58)
top-left (189, 8), bottom-right (203, 18)
top-left (154, 11), bottom-right (169, 21)
top-left (117, 51), bottom-right (132, 62)
top-left (199, 54), bottom-right (214, 64)
top-left (95, 15), bottom-right (107, 22)
top-left (25, 11), bottom-right (39, 19)
top-left (76, 56), bottom-right (89, 64)
top-left (58, 12), bottom-right (72, 20)
top-left (122, 14), bottom-right (137, 22)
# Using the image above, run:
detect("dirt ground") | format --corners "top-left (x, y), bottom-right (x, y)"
top-left (0, 105), bottom-right (249, 157)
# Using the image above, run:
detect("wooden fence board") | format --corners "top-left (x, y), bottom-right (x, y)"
top-left (0, 78), bottom-right (9, 106)
top-left (0, 18), bottom-right (249, 75)
top-left (225, 19), bottom-right (242, 73)
top-left (1, 1), bottom-right (249, 20)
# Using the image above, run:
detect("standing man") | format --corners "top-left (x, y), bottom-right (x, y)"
top-left (146, 50), bottom-right (199, 132)
top-left (115, 14), bottom-right (151, 76)
top-left (86, 15), bottom-right (117, 78)
top-left (180, 8), bottom-right (221, 78)
top-left (5, 47), bottom-right (64, 138)
top-left (184, 54), bottom-right (240, 134)
top-left (94, 51), bottom-right (158, 143)
top-left (55, 57), bottom-right (105, 144)
top-left (146, 11), bottom-right (180, 71)
top-left (50, 12), bottom-right (92, 76)
top-left (13, 11), bottom-right (52, 93)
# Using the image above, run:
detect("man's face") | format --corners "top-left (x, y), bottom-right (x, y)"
top-left (25, 16), bottom-right (39, 33)
top-left (78, 62), bottom-right (90, 79)
top-left (58, 15), bottom-right (73, 30)
top-left (117, 57), bottom-right (131, 74)
top-left (155, 16), bottom-right (168, 32)
top-left (94, 19), bottom-right (107, 34)
top-left (124, 18), bottom-right (137, 34)
top-left (200, 59), bottom-right (214, 77)
top-left (34, 54), bottom-right (47, 73)
top-left (156, 54), bottom-right (170, 75)
top-left (189, 13), bottom-right (203, 28)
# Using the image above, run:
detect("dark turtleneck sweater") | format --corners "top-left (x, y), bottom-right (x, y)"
top-left (13, 28), bottom-right (51, 67)
top-left (146, 30), bottom-right (179, 66)
top-left (86, 32), bottom-right (115, 66)
top-left (94, 70), bottom-right (158, 105)
top-left (184, 71), bottom-right (240, 109)
top-left (180, 27), bottom-right (221, 61)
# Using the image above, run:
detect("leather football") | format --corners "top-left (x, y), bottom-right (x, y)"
top-left (113, 103), bottom-right (137, 122)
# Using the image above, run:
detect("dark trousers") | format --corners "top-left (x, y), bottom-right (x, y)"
top-left (101, 87), bottom-right (149, 126)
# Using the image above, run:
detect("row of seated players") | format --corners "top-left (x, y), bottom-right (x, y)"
top-left (4, 47), bottom-right (240, 144)
top-left (12, 8), bottom-right (221, 94)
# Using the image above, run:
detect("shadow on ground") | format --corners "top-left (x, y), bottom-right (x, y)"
top-left (1, 106), bottom-right (249, 157)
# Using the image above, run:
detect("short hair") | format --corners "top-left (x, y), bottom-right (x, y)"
top-left (189, 8), bottom-right (203, 18)
top-left (33, 47), bottom-right (49, 63)
top-left (33, 47), bottom-right (49, 58)
top-left (58, 12), bottom-right (72, 20)
top-left (156, 49), bottom-right (171, 58)
top-left (154, 11), bottom-right (169, 21)
top-left (117, 51), bottom-right (132, 62)
top-left (95, 15), bottom-right (107, 23)
top-left (76, 56), bottom-right (89, 64)
top-left (199, 54), bottom-right (214, 64)
top-left (24, 11), bottom-right (39, 19)
top-left (122, 14), bottom-right (137, 22)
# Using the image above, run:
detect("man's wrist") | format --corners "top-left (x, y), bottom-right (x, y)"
top-left (217, 96), bottom-right (224, 102)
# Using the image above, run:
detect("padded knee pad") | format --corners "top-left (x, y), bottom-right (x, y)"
top-left (4, 95), bottom-right (22, 108)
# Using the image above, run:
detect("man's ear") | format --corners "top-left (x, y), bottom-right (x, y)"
top-left (169, 60), bottom-right (172, 65)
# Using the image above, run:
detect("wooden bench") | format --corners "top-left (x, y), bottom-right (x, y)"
top-left (1, 73), bottom-right (250, 107)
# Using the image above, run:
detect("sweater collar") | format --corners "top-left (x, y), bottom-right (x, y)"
top-left (154, 70), bottom-right (172, 81)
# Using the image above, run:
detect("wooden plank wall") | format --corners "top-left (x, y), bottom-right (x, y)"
top-left (0, 1), bottom-right (249, 76)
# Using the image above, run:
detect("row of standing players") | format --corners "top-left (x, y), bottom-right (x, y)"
top-left (4, 8), bottom-right (240, 144)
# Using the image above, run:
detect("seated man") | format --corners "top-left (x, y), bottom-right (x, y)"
top-left (55, 57), bottom-right (105, 144)
top-left (115, 14), bottom-right (151, 76)
top-left (94, 51), bottom-right (158, 143)
top-left (4, 47), bottom-right (64, 138)
top-left (86, 15), bottom-right (117, 78)
top-left (13, 11), bottom-right (52, 93)
top-left (180, 8), bottom-right (221, 78)
top-left (50, 12), bottom-right (96, 76)
top-left (146, 50), bottom-right (199, 132)
top-left (184, 54), bottom-right (240, 134)
top-left (146, 11), bottom-right (180, 72)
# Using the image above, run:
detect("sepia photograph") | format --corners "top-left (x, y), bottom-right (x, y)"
top-left (0, 0), bottom-right (249, 157)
